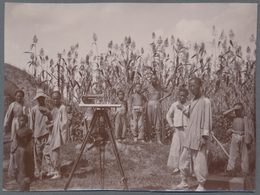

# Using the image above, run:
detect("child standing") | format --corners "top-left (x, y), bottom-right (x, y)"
top-left (30, 88), bottom-right (50, 178)
top-left (4, 89), bottom-right (30, 179)
top-left (223, 103), bottom-right (254, 174)
top-left (166, 87), bottom-right (189, 174)
top-left (114, 91), bottom-right (128, 143)
top-left (13, 114), bottom-right (34, 191)
top-left (81, 96), bottom-right (95, 136)
top-left (128, 83), bottom-right (147, 143)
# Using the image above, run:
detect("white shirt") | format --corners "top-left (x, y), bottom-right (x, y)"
top-left (166, 101), bottom-right (189, 127)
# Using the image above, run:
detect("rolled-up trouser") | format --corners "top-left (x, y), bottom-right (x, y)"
top-left (227, 134), bottom-right (249, 173)
top-left (51, 148), bottom-right (60, 172)
top-left (146, 101), bottom-right (163, 140)
top-left (115, 113), bottom-right (126, 139)
top-left (44, 146), bottom-right (61, 173)
top-left (35, 134), bottom-right (48, 173)
top-left (131, 106), bottom-right (144, 140)
top-left (179, 147), bottom-right (208, 183)
top-left (167, 127), bottom-right (185, 169)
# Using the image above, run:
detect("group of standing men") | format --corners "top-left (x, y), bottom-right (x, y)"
top-left (166, 76), bottom-right (254, 191)
top-left (4, 87), bottom-right (68, 190)
top-left (4, 72), bottom-right (254, 191)
top-left (116, 74), bottom-right (212, 191)
top-left (116, 74), bottom-right (171, 144)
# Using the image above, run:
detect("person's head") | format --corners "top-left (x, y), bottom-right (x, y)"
top-left (234, 102), bottom-right (244, 117)
top-left (189, 77), bottom-right (202, 97)
top-left (34, 88), bottom-right (49, 106)
top-left (67, 104), bottom-right (72, 113)
top-left (18, 114), bottom-right (28, 129)
top-left (52, 91), bottom-right (61, 107)
top-left (135, 83), bottom-right (142, 93)
top-left (151, 74), bottom-right (157, 85)
top-left (37, 96), bottom-right (45, 106)
top-left (15, 90), bottom-right (24, 103)
top-left (178, 87), bottom-right (189, 104)
top-left (82, 96), bottom-right (92, 104)
top-left (117, 91), bottom-right (125, 101)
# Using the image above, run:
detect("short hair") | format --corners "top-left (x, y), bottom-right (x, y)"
top-left (51, 91), bottom-right (61, 98)
top-left (135, 83), bottom-right (142, 87)
top-left (18, 114), bottom-right (29, 123)
top-left (179, 85), bottom-right (189, 96)
top-left (117, 90), bottom-right (125, 96)
top-left (15, 89), bottom-right (25, 97)
top-left (234, 102), bottom-right (244, 109)
top-left (189, 77), bottom-right (202, 86)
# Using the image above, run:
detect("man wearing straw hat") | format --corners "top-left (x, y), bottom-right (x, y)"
top-left (29, 88), bottom-right (50, 179)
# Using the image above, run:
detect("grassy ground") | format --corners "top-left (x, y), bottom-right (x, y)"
top-left (3, 139), bottom-right (200, 191)
top-left (3, 137), bottom-right (255, 192)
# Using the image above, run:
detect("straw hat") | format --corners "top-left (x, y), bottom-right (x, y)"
top-left (33, 88), bottom-right (49, 100)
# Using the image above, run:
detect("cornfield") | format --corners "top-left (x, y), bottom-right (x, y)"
top-left (24, 27), bottom-right (256, 143)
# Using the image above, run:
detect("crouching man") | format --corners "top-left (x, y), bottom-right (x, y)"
top-left (174, 77), bottom-right (212, 191)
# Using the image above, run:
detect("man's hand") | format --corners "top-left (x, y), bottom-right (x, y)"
top-left (171, 127), bottom-right (175, 133)
top-left (199, 137), bottom-right (208, 149)
top-left (227, 128), bottom-right (233, 136)
top-left (128, 111), bottom-right (133, 119)
top-left (39, 106), bottom-right (48, 115)
top-left (45, 120), bottom-right (51, 125)
top-left (177, 103), bottom-right (184, 111)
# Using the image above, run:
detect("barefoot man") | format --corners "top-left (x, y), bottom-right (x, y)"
top-left (174, 77), bottom-right (212, 191)
top-left (129, 83), bottom-right (147, 143)
top-left (166, 85), bottom-right (189, 174)
top-left (223, 103), bottom-right (254, 174)
top-left (142, 73), bottom-right (171, 144)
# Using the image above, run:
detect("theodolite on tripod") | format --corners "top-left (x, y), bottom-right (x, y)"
top-left (64, 94), bottom-right (128, 190)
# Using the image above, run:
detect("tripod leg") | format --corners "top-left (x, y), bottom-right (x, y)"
top-left (64, 111), bottom-right (100, 190)
top-left (100, 145), bottom-right (105, 189)
top-left (103, 112), bottom-right (129, 190)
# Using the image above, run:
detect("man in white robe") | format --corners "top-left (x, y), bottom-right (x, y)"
top-left (44, 90), bottom-right (68, 179)
top-left (174, 78), bottom-right (212, 191)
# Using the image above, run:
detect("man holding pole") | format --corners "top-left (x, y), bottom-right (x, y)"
top-left (174, 77), bottom-right (212, 191)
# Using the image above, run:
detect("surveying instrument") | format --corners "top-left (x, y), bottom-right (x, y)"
top-left (64, 94), bottom-right (128, 190)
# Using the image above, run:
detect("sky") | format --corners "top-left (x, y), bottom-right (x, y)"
top-left (5, 3), bottom-right (258, 72)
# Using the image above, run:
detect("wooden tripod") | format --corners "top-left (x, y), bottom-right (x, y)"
top-left (64, 106), bottom-right (128, 190)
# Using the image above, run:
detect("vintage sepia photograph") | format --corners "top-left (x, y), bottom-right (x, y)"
top-left (3, 2), bottom-right (257, 192)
